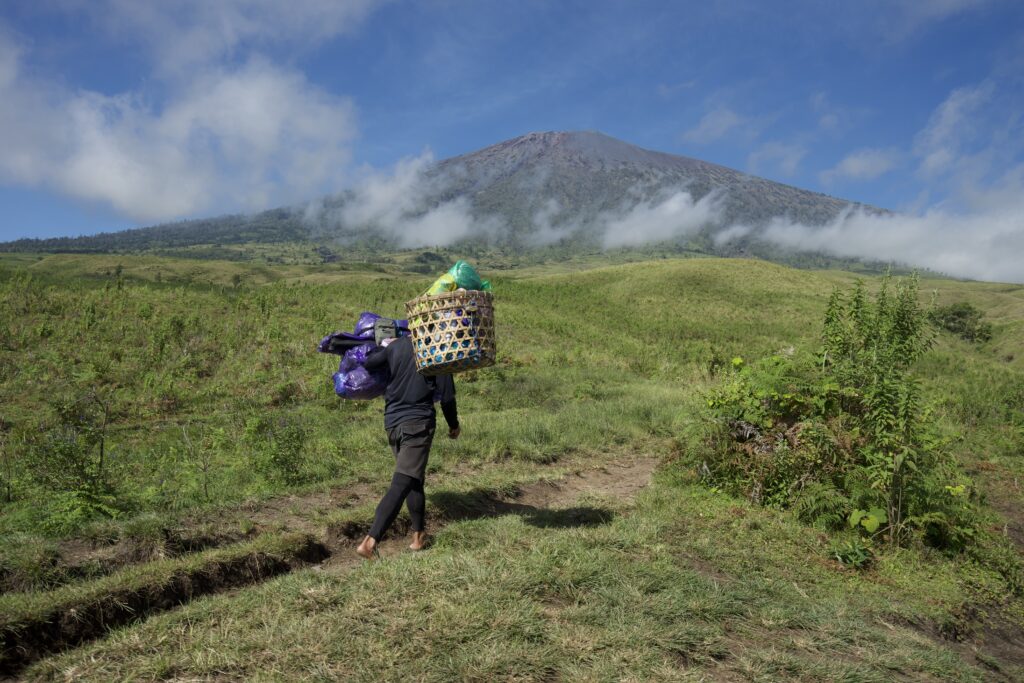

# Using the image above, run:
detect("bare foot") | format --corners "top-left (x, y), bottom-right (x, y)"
top-left (356, 535), bottom-right (378, 560)
top-left (409, 531), bottom-right (429, 551)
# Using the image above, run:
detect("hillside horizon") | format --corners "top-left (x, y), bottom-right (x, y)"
top-left (2, 131), bottom-right (880, 265)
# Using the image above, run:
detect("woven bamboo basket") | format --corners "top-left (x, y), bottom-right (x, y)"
top-left (405, 290), bottom-right (495, 376)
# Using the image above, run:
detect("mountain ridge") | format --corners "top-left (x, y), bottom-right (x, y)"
top-left (0, 131), bottom-right (878, 261)
top-left (427, 130), bottom-right (864, 238)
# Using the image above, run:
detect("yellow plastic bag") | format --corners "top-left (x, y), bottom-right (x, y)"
top-left (426, 272), bottom-right (457, 295)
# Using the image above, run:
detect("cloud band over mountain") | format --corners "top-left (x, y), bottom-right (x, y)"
top-left (301, 131), bottom-right (1023, 283)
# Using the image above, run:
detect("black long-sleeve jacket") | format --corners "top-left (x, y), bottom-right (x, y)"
top-left (364, 335), bottom-right (458, 430)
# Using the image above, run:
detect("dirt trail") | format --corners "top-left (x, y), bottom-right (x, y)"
top-left (19, 480), bottom-right (383, 593)
top-left (514, 456), bottom-right (659, 507)
top-left (38, 457), bottom-right (658, 587)
top-left (321, 456), bottom-right (659, 569)
top-left (2, 457), bottom-right (660, 675)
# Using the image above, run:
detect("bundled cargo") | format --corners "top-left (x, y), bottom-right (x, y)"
top-left (318, 312), bottom-right (409, 355)
top-left (319, 259), bottom-right (495, 392)
top-left (331, 343), bottom-right (387, 399)
top-left (406, 287), bottom-right (495, 376)
top-left (319, 312), bottom-right (408, 399)
top-left (424, 260), bottom-right (492, 296)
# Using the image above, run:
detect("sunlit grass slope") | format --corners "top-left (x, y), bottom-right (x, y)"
top-left (2, 254), bottom-right (1023, 679)
top-left (0, 256), bottom-right (1021, 532)
top-left (22, 477), bottom-right (1023, 682)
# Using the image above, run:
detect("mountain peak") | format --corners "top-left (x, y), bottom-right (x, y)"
top-left (431, 129), bottom-right (856, 236)
top-left (440, 130), bottom-right (728, 178)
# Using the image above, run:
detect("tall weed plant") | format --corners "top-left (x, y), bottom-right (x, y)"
top-left (701, 274), bottom-right (978, 550)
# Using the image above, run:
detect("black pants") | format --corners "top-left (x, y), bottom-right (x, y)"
top-left (368, 473), bottom-right (425, 541)
top-left (368, 421), bottom-right (435, 541)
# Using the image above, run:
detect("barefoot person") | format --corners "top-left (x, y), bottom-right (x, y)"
top-left (356, 334), bottom-right (459, 558)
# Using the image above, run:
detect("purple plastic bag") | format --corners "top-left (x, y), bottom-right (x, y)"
top-left (354, 311), bottom-right (381, 339)
top-left (342, 366), bottom-right (386, 400)
top-left (319, 314), bottom-right (411, 354)
top-left (323, 312), bottom-right (415, 400)
top-left (332, 369), bottom-right (349, 396)
top-left (340, 343), bottom-right (376, 372)
top-left (319, 331), bottom-right (370, 355)
top-left (333, 352), bottom-right (387, 399)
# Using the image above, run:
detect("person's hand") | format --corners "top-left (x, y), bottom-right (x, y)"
top-left (449, 426), bottom-right (461, 440)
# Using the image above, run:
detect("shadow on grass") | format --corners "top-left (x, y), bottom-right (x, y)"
top-left (327, 487), bottom-right (615, 545)
top-left (429, 489), bottom-right (615, 529)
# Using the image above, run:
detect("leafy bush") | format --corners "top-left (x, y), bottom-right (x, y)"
top-left (245, 416), bottom-right (309, 486)
top-left (700, 274), bottom-right (979, 549)
top-left (928, 302), bottom-right (992, 342)
top-left (792, 482), bottom-right (849, 530)
top-left (831, 538), bottom-right (874, 569)
top-left (39, 490), bottom-right (120, 535)
top-left (20, 392), bottom-right (121, 530)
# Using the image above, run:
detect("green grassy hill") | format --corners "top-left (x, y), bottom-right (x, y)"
top-left (1, 254), bottom-right (1021, 680)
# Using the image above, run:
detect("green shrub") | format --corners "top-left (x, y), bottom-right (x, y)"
top-left (928, 302), bottom-right (992, 342)
top-left (792, 482), bottom-right (849, 530)
top-left (831, 538), bottom-right (874, 569)
top-left (699, 274), bottom-right (980, 549)
top-left (39, 490), bottom-right (120, 535)
top-left (246, 416), bottom-right (309, 486)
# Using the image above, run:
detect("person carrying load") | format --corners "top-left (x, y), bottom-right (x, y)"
top-left (355, 334), bottom-right (459, 558)
top-left (354, 260), bottom-right (493, 560)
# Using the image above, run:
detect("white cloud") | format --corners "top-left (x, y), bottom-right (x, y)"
top-left (818, 113), bottom-right (839, 131)
top-left (747, 142), bottom-right (806, 178)
top-left (0, 2), bottom-right (385, 224)
top-left (681, 107), bottom-right (744, 144)
top-left (601, 190), bottom-right (721, 248)
top-left (820, 148), bottom-right (900, 184)
top-left (882, 0), bottom-right (995, 40)
top-left (334, 153), bottom-right (434, 228)
top-left (763, 181), bottom-right (1024, 283)
top-left (713, 223), bottom-right (752, 246)
top-left (810, 91), bottom-right (841, 131)
top-left (762, 78), bottom-right (1024, 283)
top-left (527, 199), bottom-right (579, 246)
top-left (913, 81), bottom-right (994, 178)
top-left (310, 171), bottom-right (724, 251)
top-left (0, 45), bottom-right (357, 221)
top-left (0, 32), bottom-right (17, 87)
top-left (82, 0), bottom-right (382, 73)
top-left (657, 80), bottom-right (697, 97)
top-left (307, 151), bottom-right (504, 248)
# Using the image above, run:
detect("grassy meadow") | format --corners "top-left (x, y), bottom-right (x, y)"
top-left (0, 252), bottom-right (1022, 680)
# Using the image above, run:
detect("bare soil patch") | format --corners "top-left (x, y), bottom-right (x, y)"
top-left (987, 485), bottom-right (1024, 552)
top-left (515, 456), bottom-right (659, 507)
top-left (904, 606), bottom-right (1024, 682)
top-left (324, 456), bottom-right (659, 567)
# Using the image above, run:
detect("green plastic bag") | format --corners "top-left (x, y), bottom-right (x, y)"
top-left (425, 260), bottom-right (492, 295)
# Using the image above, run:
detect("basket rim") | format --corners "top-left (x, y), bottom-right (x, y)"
top-left (406, 289), bottom-right (494, 307)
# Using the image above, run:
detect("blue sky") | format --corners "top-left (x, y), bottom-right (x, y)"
top-left (1, 0), bottom-right (1023, 250)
